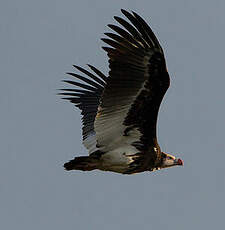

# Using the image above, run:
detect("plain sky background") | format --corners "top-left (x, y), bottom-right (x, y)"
top-left (1, 0), bottom-right (225, 229)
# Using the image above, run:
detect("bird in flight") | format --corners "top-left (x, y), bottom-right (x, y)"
top-left (60, 9), bottom-right (183, 174)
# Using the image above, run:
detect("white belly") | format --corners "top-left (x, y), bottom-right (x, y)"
top-left (99, 144), bottom-right (138, 173)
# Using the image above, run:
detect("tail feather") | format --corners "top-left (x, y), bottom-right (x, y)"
top-left (64, 156), bottom-right (98, 171)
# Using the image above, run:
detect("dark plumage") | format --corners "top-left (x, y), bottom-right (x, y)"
top-left (60, 9), bottom-right (183, 174)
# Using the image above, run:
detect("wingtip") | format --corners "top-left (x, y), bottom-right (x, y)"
top-left (60, 97), bottom-right (69, 101)
top-left (72, 64), bottom-right (79, 69)
top-left (66, 72), bottom-right (77, 77)
top-left (57, 92), bottom-right (70, 96)
top-left (107, 23), bottom-right (114, 29)
top-left (131, 10), bottom-right (138, 15)
top-left (114, 16), bottom-right (120, 21)
top-left (86, 64), bottom-right (92, 69)
top-left (121, 9), bottom-right (129, 16)
top-left (56, 90), bottom-right (64, 96)
top-left (121, 8), bottom-right (129, 14)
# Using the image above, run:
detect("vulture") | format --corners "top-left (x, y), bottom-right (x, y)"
top-left (60, 9), bottom-right (183, 174)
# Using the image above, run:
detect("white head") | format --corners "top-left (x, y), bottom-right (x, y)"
top-left (161, 152), bottom-right (183, 169)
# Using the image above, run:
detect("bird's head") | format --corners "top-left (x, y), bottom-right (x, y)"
top-left (160, 152), bottom-right (183, 169)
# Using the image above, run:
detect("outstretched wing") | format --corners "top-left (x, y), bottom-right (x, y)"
top-left (60, 65), bottom-right (107, 153)
top-left (94, 9), bottom-right (170, 152)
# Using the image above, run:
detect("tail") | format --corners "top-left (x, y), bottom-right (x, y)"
top-left (64, 156), bottom-right (99, 171)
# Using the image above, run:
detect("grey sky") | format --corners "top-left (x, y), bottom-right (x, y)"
top-left (1, 0), bottom-right (225, 229)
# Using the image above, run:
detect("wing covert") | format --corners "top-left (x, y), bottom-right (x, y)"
top-left (94, 9), bottom-right (170, 151)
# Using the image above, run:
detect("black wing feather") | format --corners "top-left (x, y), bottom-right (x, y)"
top-left (94, 9), bottom-right (170, 149)
top-left (61, 65), bottom-right (107, 140)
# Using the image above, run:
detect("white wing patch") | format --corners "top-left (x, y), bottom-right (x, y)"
top-left (83, 131), bottom-right (98, 154)
top-left (94, 53), bottom-right (152, 151)
top-left (100, 141), bottom-right (138, 173)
